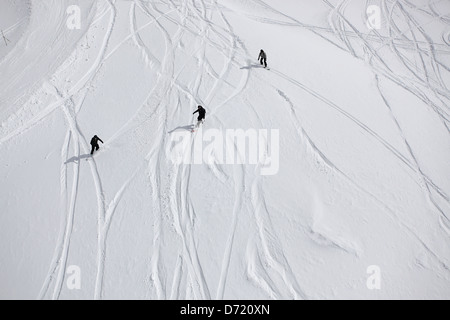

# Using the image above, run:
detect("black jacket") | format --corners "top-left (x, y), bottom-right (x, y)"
top-left (193, 107), bottom-right (206, 119)
top-left (90, 136), bottom-right (104, 146)
top-left (258, 50), bottom-right (267, 60)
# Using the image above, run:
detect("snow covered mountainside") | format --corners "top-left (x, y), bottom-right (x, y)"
top-left (0, 0), bottom-right (449, 300)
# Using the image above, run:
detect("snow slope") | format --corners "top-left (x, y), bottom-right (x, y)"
top-left (0, 0), bottom-right (449, 300)
top-left (0, 0), bottom-right (30, 59)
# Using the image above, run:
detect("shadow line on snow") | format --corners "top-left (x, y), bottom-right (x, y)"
top-left (168, 125), bottom-right (194, 134)
top-left (240, 64), bottom-right (264, 70)
top-left (64, 154), bottom-right (92, 164)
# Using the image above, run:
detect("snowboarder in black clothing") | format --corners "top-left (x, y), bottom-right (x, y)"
top-left (193, 105), bottom-right (206, 129)
top-left (258, 49), bottom-right (267, 68)
top-left (90, 135), bottom-right (104, 155)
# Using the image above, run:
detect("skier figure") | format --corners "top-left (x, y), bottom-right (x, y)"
top-left (258, 49), bottom-right (267, 68)
top-left (90, 135), bottom-right (104, 155)
top-left (193, 105), bottom-right (206, 129)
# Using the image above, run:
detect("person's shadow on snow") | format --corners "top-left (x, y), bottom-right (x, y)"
top-left (168, 125), bottom-right (194, 134)
top-left (240, 64), bottom-right (264, 70)
top-left (65, 154), bottom-right (92, 164)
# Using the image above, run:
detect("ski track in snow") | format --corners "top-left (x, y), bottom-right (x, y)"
top-left (248, 0), bottom-right (450, 232)
top-left (1, 0), bottom-right (449, 299)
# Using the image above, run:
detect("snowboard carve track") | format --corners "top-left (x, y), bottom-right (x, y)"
top-left (169, 254), bottom-right (184, 299)
top-left (216, 165), bottom-right (245, 299)
top-left (135, 0), bottom-right (184, 299)
top-left (250, 178), bottom-right (308, 300)
top-left (0, 1), bottom-right (120, 146)
top-left (173, 0), bottom-right (212, 298)
top-left (246, 239), bottom-right (280, 299)
top-left (376, 76), bottom-right (450, 229)
top-left (137, 0), bottom-right (214, 299)
top-left (328, 0), bottom-right (450, 270)
top-left (39, 0), bottom-right (117, 300)
top-left (37, 81), bottom-right (90, 300)
top-left (129, 2), bottom-right (161, 69)
top-left (38, 130), bottom-right (72, 300)
top-left (51, 100), bottom-right (82, 300)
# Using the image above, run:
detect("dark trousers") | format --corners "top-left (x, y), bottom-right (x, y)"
top-left (91, 145), bottom-right (99, 155)
top-left (260, 58), bottom-right (267, 67)
top-left (196, 116), bottom-right (205, 128)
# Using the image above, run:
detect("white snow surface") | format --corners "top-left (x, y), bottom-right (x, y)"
top-left (0, 0), bottom-right (449, 300)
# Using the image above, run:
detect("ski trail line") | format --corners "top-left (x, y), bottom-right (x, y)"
top-left (38, 130), bottom-right (72, 299)
top-left (52, 100), bottom-right (81, 300)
